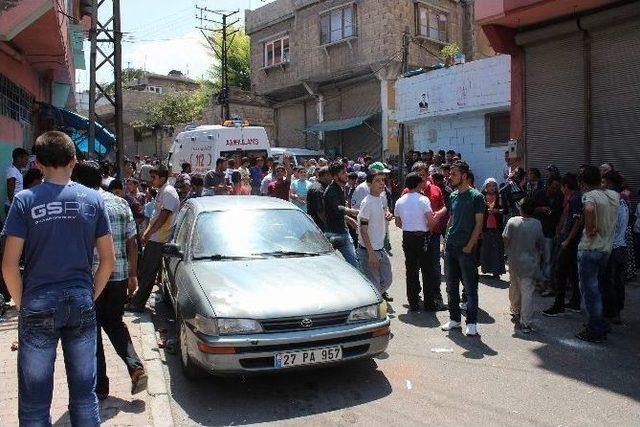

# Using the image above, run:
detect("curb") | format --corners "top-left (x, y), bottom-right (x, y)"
top-left (135, 309), bottom-right (176, 427)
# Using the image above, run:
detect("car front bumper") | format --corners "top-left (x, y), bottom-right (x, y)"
top-left (185, 318), bottom-right (391, 374)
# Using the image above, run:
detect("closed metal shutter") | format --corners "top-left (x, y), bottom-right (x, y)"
top-left (590, 18), bottom-right (640, 193)
top-left (524, 32), bottom-right (585, 175)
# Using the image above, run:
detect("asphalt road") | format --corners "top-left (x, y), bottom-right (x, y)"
top-left (153, 225), bottom-right (640, 426)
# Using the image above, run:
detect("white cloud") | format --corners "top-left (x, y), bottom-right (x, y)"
top-left (124, 30), bottom-right (213, 80)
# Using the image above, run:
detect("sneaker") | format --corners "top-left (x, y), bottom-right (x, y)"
top-left (441, 320), bottom-right (462, 331)
top-left (382, 292), bottom-right (394, 302)
top-left (459, 302), bottom-right (467, 311)
top-left (131, 368), bottom-right (148, 395)
top-left (542, 305), bottom-right (565, 317)
top-left (575, 329), bottom-right (606, 343)
top-left (408, 304), bottom-right (420, 312)
top-left (465, 323), bottom-right (479, 336)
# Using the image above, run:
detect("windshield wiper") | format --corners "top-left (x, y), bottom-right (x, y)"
top-left (193, 254), bottom-right (264, 261)
top-left (252, 250), bottom-right (321, 258)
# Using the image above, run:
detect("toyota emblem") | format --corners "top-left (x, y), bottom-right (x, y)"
top-left (300, 318), bottom-right (313, 328)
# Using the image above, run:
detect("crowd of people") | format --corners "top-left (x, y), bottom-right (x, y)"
top-left (1, 131), bottom-right (638, 424)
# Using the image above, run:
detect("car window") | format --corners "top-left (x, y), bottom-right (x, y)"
top-left (191, 209), bottom-right (333, 258)
top-left (175, 208), bottom-right (195, 248)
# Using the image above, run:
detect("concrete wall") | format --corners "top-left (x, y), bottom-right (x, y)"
top-left (396, 54), bottom-right (511, 186)
top-left (396, 54), bottom-right (511, 122)
top-left (410, 113), bottom-right (505, 187)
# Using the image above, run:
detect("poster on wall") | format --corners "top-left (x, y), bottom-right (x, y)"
top-left (418, 93), bottom-right (429, 114)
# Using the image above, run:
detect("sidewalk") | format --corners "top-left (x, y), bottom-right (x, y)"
top-left (0, 306), bottom-right (172, 426)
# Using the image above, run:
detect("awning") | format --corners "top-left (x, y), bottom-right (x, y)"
top-left (39, 103), bottom-right (115, 156)
top-left (304, 113), bottom-right (378, 132)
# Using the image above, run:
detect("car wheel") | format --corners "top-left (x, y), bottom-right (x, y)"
top-left (176, 312), bottom-right (207, 380)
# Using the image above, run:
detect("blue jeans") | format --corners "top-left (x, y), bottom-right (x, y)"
top-left (578, 250), bottom-right (609, 337)
top-left (18, 288), bottom-right (100, 426)
top-left (445, 246), bottom-right (479, 324)
top-left (325, 231), bottom-right (358, 268)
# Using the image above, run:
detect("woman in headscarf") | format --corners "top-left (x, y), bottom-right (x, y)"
top-left (480, 177), bottom-right (506, 278)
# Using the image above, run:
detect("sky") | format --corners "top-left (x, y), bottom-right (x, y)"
top-left (76, 0), bottom-right (277, 91)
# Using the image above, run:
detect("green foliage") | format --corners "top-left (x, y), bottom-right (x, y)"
top-left (440, 42), bottom-right (461, 59)
top-left (206, 27), bottom-right (251, 91)
top-left (133, 80), bottom-right (213, 129)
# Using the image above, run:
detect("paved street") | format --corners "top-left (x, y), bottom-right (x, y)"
top-left (152, 225), bottom-right (640, 426)
top-left (0, 310), bottom-right (153, 426)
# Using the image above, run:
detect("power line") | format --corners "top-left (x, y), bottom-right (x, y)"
top-left (195, 4), bottom-right (240, 121)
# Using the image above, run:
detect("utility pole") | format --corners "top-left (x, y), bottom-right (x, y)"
top-left (398, 31), bottom-right (410, 188)
top-left (86, 0), bottom-right (125, 178)
top-left (196, 6), bottom-right (239, 122)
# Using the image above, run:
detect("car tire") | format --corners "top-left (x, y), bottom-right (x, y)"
top-left (176, 312), bottom-right (207, 380)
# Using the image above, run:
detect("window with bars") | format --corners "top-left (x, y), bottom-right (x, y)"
top-left (320, 5), bottom-right (356, 45)
top-left (486, 112), bottom-right (511, 147)
top-left (264, 36), bottom-right (290, 68)
top-left (415, 4), bottom-right (448, 43)
top-left (0, 73), bottom-right (34, 124)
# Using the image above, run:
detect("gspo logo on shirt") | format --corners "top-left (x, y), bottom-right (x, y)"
top-left (31, 201), bottom-right (97, 221)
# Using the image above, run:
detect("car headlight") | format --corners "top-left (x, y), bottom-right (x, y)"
top-left (217, 318), bottom-right (263, 335)
top-left (194, 314), bottom-right (219, 336)
top-left (348, 303), bottom-right (383, 323)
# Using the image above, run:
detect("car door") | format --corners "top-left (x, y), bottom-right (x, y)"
top-left (167, 208), bottom-right (195, 300)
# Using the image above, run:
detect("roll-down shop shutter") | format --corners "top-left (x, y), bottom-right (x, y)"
top-left (589, 17), bottom-right (640, 195)
top-left (523, 32), bottom-right (585, 174)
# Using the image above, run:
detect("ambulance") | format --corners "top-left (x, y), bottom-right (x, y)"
top-left (168, 120), bottom-right (271, 175)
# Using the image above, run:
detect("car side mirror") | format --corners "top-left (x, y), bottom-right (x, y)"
top-left (162, 242), bottom-right (184, 259)
top-left (329, 236), bottom-right (346, 249)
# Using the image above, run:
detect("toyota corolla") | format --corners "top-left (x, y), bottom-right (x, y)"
top-left (161, 196), bottom-right (390, 378)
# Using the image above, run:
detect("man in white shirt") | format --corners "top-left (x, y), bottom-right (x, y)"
top-left (394, 173), bottom-right (435, 311)
top-left (127, 164), bottom-right (180, 312)
top-left (357, 171), bottom-right (393, 300)
top-left (5, 148), bottom-right (29, 215)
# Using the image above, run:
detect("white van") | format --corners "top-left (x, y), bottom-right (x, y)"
top-left (270, 147), bottom-right (325, 167)
top-left (168, 124), bottom-right (271, 175)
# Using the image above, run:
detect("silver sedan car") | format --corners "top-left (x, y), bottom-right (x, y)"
top-left (162, 196), bottom-right (390, 378)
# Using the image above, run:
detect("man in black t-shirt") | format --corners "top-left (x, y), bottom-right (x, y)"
top-left (323, 162), bottom-right (359, 267)
top-left (307, 167), bottom-right (331, 231)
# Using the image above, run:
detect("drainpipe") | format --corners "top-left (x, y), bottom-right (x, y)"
top-left (578, 17), bottom-right (592, 164)
top-left (303, 81), bottom-right (324, 150)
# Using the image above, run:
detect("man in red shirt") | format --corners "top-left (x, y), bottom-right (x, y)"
top-left (267, 157), bottom-right (293, 200)
top-left (401, 162), bottom-right (448, 310)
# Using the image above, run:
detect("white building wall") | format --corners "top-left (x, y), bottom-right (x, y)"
top-left (395, 55), bottom-right (511, 186)
top-left (410, 113), bottom-right (506, 187)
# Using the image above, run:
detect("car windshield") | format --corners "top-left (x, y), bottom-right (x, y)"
top-left (191, 209), bottom-right (333, 259)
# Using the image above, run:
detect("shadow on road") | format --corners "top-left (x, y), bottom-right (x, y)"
top-left (479, 275), bottom-right (510, 289)
top-left (445, 331), bottom-right (498, 359)
top-left (166, 358), bottom-right (392, 426)
top-left (397, 311), bottom-right (441, 328)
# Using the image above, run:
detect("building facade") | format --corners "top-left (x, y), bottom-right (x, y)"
top-left (246, 0), bottom-right (490, 160)
top-left (0, 0), bottom-right (86, 218)
top-left (85, 70), bottom-right (201, 158)
top-left (476, 0), bottom-right (640, 192)
top-left (396, 54), bottom-right (510, 186)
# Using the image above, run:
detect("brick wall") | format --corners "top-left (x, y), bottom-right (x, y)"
top-left (247, 0), bottom-right (465, 96)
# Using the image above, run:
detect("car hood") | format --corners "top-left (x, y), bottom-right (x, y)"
top-left (190, 254), bottom-right (379, 319)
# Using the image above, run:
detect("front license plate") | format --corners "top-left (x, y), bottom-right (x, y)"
top-left (274, 346), bottom-right (342, 368)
